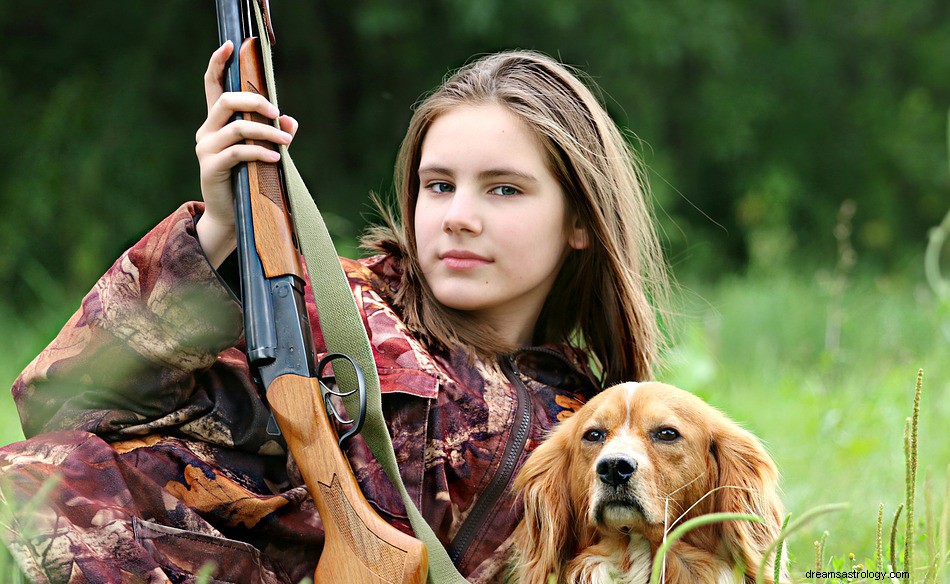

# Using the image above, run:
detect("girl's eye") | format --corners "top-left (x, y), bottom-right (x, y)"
top-left (490, 185), bottom-right (520, 197)
top-left (428, 181), bottom-right (455, 194)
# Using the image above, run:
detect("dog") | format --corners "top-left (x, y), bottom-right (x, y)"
top-left (510, 382), bottom-right (787, 584)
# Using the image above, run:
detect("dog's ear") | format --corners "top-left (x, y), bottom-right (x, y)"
top-left (709, 419), bottom-right (786, 583)
top-left (511, 420), bottom-right (579, 584)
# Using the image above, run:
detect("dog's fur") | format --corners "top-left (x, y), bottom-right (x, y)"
top-left (510, 382), bottom-right (787, 583)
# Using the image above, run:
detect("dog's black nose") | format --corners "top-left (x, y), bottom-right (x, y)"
top-left (596, 456), bottom-right (638, 486)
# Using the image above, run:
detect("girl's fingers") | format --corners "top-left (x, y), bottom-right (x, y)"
top-left (220, 144), bottom-right (281, 165)
top-left (201, 145), bottom-right (281, 179)
top-left (197, 43), bottom-right (293, 201)
top-left (203, 41), bottom-right (234, 112)
top-left (196, 119), bottom-right (292, 158)
top-left (200, 92), bottom-right (280, 141)
top-left (278, 115), bottom-right (298, 138)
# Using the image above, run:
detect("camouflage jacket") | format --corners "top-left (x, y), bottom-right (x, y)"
top-left (0, 202), bottom-right (598, 584)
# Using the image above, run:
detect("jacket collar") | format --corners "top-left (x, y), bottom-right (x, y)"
top-left (509, 345), bottom-right (599, 395)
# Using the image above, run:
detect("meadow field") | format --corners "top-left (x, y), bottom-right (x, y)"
top-left (661, 263), bottom-right (949, 581)
top-left (1, 255), bottom-right (946, 582)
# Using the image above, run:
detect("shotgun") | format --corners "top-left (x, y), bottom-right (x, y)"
top-left (212, 1), bottom-right (428, 582)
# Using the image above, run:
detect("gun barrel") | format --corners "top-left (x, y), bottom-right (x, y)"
top-left (215, 0), bottom-right (277, 366)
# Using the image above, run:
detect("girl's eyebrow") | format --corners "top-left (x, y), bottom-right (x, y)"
top-left (418, 165), bottom-right (538, 184)
top-left (480, 168), bottom-right (538, 183)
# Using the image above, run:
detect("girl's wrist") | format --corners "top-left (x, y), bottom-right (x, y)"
top-left (196, 214), bottom-right (237, 269)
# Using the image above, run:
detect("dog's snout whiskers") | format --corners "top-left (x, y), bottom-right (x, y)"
top-left (596, 456), bottom-right (638, 486)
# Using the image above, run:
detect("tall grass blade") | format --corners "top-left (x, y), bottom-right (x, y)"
top-left (774, 513), bottom-right (790, 584)
top-left (923, 555), bottom-right (939, 584)
top-left (938, 466), bottom-right (950, 583)
top-left (889, 503), bottom-right (904, 571)
top-left (756, 504), bottom-right (846, 584)
top-left (649, 512), bottom-right (761, 584)
top-left (904, 370), bottom-right (922, 575)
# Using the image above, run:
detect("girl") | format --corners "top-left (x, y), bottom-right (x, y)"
top-left (0, 46), bottom-right (669, 583)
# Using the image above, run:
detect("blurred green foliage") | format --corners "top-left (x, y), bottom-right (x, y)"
top-left (1, 0), bottom-right (948, 317)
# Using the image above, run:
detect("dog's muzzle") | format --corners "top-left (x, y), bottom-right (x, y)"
top-left (593, 455), bottom-right (649, 527)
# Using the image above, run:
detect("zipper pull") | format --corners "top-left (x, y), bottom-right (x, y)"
top-left (504, 353), bottom-right (519, 376)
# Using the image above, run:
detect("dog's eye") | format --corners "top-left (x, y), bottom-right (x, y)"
top-left (582, 429), bottom-right (606, 443)
top-left (654, 428), bottom-right (680, 442)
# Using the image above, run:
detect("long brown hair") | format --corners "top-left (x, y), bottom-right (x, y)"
top-left (362, 50), bottom-right (669, 384)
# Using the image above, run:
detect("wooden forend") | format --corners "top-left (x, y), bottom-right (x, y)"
top-left (239, 38), bottom-right (305, 280)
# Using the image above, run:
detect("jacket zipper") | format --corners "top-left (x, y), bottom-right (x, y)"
top-left (447, 354), bottom-right (532, 567)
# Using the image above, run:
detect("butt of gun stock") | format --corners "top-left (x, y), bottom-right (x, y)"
top-left (267, 375), bottom-right (428, 584)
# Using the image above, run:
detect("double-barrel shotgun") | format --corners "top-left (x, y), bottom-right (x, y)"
top-left (212, 1), bottom-right (428, 582)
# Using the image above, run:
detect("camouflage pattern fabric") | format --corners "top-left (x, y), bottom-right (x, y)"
top-left (0, 202), bottom-right (597, 583)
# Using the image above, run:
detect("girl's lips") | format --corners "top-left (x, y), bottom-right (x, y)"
top-left (440, 251), bottom-right (492, 270)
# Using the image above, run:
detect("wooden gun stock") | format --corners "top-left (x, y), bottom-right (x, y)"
top-left (237, 37), bottom-right (428, 584)
top-left (268, 376), bottom-right (428, 584)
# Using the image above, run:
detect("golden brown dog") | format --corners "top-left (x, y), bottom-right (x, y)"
top-left (510, 382), bottom-right (787, 584)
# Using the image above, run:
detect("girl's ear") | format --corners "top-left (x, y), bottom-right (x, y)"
top-left (568, 215), bottom-right (589, 250)
top-left (511, 423), bottom-right (577, 584)
top-left (710, 420), bottom-right (787, 583)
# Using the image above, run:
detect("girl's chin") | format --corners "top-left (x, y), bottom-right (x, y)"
top-left (433, 295), bottom-right (493, 313)
top-left (430, 285), bottom-right (497, 313)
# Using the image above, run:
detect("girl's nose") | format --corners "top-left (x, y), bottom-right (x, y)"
top-left (441, 189), bottom-right (482, 235)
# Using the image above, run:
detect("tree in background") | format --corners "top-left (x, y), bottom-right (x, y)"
top-left (1, 0), bottom-right (948, 316)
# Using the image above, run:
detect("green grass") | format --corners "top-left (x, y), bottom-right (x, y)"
top-left (663, 264), bottom-right (949, 581)
top-left (1, 261), bottom-right (947, 582)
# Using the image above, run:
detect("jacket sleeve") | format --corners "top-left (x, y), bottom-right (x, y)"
top-left (11, 202), bottom-right (279, 452)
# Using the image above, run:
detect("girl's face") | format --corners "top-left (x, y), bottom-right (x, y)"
top-left (414, 103), bottom-right (588, 347)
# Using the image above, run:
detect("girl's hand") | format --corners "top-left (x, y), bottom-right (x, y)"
top-left (194, 41), bottom-right (298, 267)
